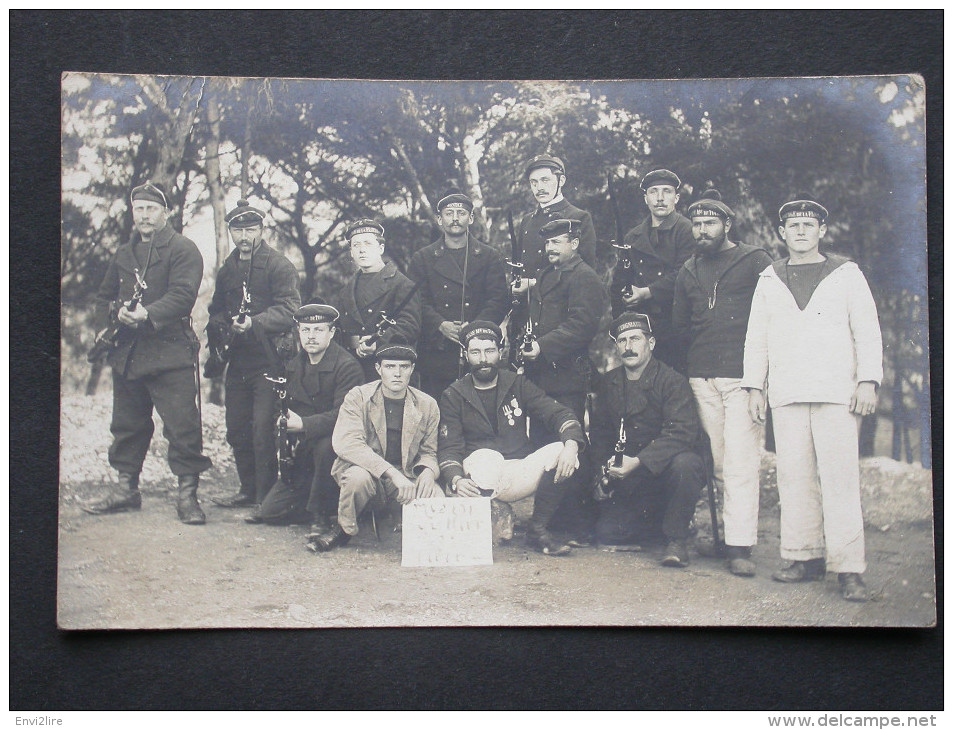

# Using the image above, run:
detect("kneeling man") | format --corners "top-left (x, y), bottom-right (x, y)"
top-left (589, 312), bottom-right (705, 566)
top-left (311, 338), bottom-right (442, 552)
top-left (438, 321), bottom-right (587, 556)
top-left (252, 302), bottom-right (364, 532)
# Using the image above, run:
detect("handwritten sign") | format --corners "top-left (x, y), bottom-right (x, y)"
top-left (401, 497), bottom-right (493, 567)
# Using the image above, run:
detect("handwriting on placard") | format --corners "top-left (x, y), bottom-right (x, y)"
top-left (401, 498), bottom-right (493, 567)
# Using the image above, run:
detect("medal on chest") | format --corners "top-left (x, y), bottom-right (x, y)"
top-left (501, 404), bottom-right (516, 426)
top-left (509, 396), bottom-right (522, 418)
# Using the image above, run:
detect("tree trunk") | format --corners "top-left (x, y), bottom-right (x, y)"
top-left (458, 134), bottom-right (489, 241)
top-left (891, 346), bottom-right (906, 462)
top-left (203, 91), bottom-right (229, 406)
top-left (204, 93), bottom-right (231, 269)
top-left (85, 360), bottom-right (104, 396)
top-left (858, 414), bottom-right (877, 458)
top-left (385, 129), bottom-right (439, 229)
top-left (918, 345), bottom-right (932, 469)
top-left (140, 76), bottom-right (207, 206)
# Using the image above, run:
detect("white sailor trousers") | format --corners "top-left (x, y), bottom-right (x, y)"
top-left (690, 377), bottom-right (764, 547)
top-left (771, 402), bottom-right (866, 574)
top-left (463, 443), bottom-right (566, 502)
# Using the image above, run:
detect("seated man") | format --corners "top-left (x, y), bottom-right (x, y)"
top-left (251, 302), bottom-right (364, 534)
top-left (589, 312), bottom-right (705, 566)
top-left (438, 321), bottom-right (587, 556)
top-left (310, 338), bottom-right (443, 552)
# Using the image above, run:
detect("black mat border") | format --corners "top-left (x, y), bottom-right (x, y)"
top-left (10, 9), bottom-right (943, 711)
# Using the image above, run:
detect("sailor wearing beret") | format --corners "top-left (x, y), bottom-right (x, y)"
top-left (517, 154), bottom-right (598, 281)
top-left (329, 218), bottom-right (421, 383)
top-left (251, 302), bottom-right (364, 538)
top-left (206, 198), bottom-right (301, 511)
top-left (83, 181), bottom-right (213, 524)
top-left (407, 189), bottom-right (509, 399)
top-left (437, 322), bottom-right (587, 556)
top-left (742, 196), bottom-right (883, 601)
top-left (609, 168), bottom-right (696, 372)
top-left (312, 338), bottom-right (442, 552)
top-left (589, 312), bottom-right (705, 566)
top-left (672, 189), bottom-right (775, 577)
top-left (517, 218), bottom-right (607, 423)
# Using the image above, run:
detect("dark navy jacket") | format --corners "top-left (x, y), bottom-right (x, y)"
top-left (672, 242), bottom-right (774, 378)
top-left (207, 241), bottom-right (300, 376)
top-left (438, 368), bottom-right (586, 483)
top-left (331, 260), bottom-right (421, 380)
top-left (407, 234), bottom-right (509, 353)
top-left (284, 342), bottom-right (364, 443)
top-left (95, 222), bottom-right (204, 378)
top-left (527, 254), bottom-right (608, 396)
top-left (589, 359), bottom-right (699, 476)
top-left (517, 197), bottom-right (597, 280)
top-left (610, 211), bottom-right (696, 323)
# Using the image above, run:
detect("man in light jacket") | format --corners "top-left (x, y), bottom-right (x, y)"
top-left (310, 339), bottom-right (442, 552)
top-left (742, 197), bottom-right (883, 602)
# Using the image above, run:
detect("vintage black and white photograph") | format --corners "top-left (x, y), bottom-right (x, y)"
top-left (58, 73), bottom-right (934, 629)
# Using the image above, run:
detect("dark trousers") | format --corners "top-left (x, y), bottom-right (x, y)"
top-left (530, 390), bottom-right (595, 536)
top-left (259, 436), bottom-right (337, 523)
top-left (417, 347), bottom-right (465, 400)
top-left (109, 366), bottom-right (212, 476)
top-left (225, 369), bottom-right (278, 503)
top-left (596, 451), bottom-right (705, 545)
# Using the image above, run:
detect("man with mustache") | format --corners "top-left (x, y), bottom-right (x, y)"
top-left (589, 312), bottom-right (705, 566)
top-left (437, 322), bottom-right (587, 556)
top-left (206, 198), bottom-right (301, 510)
top-left (248, 302), bottom-right (364, 538)
top-left (742, 197), bottom-right (882, 602)
top-left (407, 190), bottom-right (509, 399)
top-left (516, 154), bottom-right (597, 282)
top-left (513, 217), bottom-right (607, 545)
top-left (83, 181), bottom-right (212, 524)
top-left (331, 219), bottom-right (421, 383)
top-left (515, 218), bottom-right (607, 423)
top-left (311, 339), bottom-right (442, 552)
top-left (610, 169), bottom-right (695, 372)
top-left (672, 189), bottom-right (774, 576)
top-left (508, 154), bottom-right (597, 372)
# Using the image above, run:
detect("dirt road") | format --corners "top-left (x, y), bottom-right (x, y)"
top-left (57, 486), bottom-right (936, 630)
top-left (57, 393), bottom-right (936, 630)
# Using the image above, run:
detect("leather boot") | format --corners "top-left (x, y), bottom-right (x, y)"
top-left (82, 473), bottom-right (141, 515)
top-left (838, 573), bottom-right (869, 602)
top-left (726, 545), bottom-right (756, 577)
top-left (176, 474), bottom-right (206, 525)
top-left (661, 539), bottom-right (690, 567)
top-left (307, 521), bottom-right (351, 553)
top-left (526, 473), bottom-right (571, 556)
top-left (772, 558), bottom-right (826, 583)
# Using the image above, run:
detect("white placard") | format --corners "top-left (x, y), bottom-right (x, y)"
top-left (401, 497), bottom-right (493, 567)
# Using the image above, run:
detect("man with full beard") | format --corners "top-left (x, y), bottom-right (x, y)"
top-left (672, 189), bottom-right (774, 577)
top-left (437, 321), bottom-right (587, 556)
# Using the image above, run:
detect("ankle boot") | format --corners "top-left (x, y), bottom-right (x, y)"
top-left (82, 473), bottom-right (141, 515)
top-left (176, 474), bottom-right (206, 525)
top-left (526, 473), bottom-right (571, 556)
top-left (726, 545), bottom-right (756, 577)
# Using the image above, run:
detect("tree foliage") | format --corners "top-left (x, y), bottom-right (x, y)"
top-left (60, 74), bottom-right (930, 464)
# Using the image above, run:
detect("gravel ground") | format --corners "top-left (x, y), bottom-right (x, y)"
top-left (57, 392), bottom-right (938, 630)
